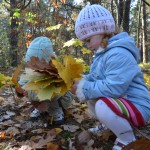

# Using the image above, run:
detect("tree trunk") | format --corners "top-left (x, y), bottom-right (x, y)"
top-left (9, 0), bottom-right (18, 66)
top-left (114, 0), bottom-right (124, 28)
top-left (89, 0), bottom-right (101, 4)
top-left (137, 0), bottom-right (142, 48)
top-left (123, 0), bottom-right (131, 33)
top-left (118, 0), bottom-right (124, 27)
top-left (5, 0), bottom-right (32, 66)
top-left (137, 0), bottom-right (142, 61)
top-left (141, 1), bottom-right (148, 63)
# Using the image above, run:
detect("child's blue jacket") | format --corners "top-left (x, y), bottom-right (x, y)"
top-left (83, 32), bottom-right (150, 122)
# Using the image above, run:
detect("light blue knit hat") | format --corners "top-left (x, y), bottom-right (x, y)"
top-left (25, 36), bottom-right (54, 62)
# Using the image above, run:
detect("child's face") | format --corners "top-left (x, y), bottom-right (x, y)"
top-left (83, 34), bottom-right (104, 51)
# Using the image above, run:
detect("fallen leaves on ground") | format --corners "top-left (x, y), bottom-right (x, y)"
top-left (0, 90), bottom-right (150, 150)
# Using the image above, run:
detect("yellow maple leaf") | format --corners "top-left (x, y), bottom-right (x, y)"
top-left (52, 55), bottom-right (83, 90)
top-left (81, 47), bottom-right (91, 54)
top-left (59, 82), bottom-right (68, 94)
top-left (23, 78), bottom-right (63, 91)
top-left (37, 84), bottom-right (61, 100)
top-left (11, 65), bottom-right (22, 86)
top-left (0, 73), bottom-right (12, 89)
top-left (46, 24), bottom-right (62, 31)
top-left (63, 38), bottom-right (83, 47)
top-left (0, 66), bottom-right (22, 91)
top-left (21, 68), bottom-right (48, 82)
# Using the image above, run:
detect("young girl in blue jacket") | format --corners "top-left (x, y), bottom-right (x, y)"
top-left (73, 4), bottom-right (150, 150)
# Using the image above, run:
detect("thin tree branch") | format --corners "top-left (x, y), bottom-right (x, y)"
top-left (20, 0), bottom-right (32, 9)
top-left (133, 126), bottom-right (150, 140)
top-left (4, 0), bottom-right (10, 4)
top-left (142, 0), bottom-right (150, 6)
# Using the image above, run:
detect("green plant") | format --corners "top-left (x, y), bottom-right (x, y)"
top-left (139, 62), bottom-right (150, 70)
top-left (62, 131), bottom-right (74, 140)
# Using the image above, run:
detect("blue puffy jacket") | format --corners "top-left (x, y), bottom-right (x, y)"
top-left (82, 32), bottom-right (150, 122)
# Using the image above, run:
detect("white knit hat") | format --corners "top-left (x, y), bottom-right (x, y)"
top-left (25, 36), bottom-right (55, 62)
top-left (75, 4), bottom-right (115, 40)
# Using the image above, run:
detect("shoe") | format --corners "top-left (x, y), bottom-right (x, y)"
top-left (29, 108), bottom-right (49, 120)
top-left (53, 111), bottom-right (64, 125)
top-left (88, 124), bottom-right (108, 134)
top-left (30, 108), bottom-right (64, 125)
top-left (112, 138), bottom-right (126, 150)
top-left (30, 108), bottom-right (41, 119)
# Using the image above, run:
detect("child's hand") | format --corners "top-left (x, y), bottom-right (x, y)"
top-left (71, 79), bottom-right (86, 103)
top-left (71, 81), bottom-right (79, 94)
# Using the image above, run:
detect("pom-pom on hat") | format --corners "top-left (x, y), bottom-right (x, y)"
top-left (75, 4), bottom-right (115, 40)
top-left (25, 36), bottom-right (55, 62)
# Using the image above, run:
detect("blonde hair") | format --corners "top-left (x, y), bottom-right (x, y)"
top-left (102, 26), bottom-right (120, 48)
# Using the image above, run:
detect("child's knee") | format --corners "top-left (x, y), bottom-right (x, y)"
top-left (95, 100), bottom-right (110, 121)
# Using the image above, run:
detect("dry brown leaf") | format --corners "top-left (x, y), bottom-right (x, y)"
top-left (87, 139), bottom-right (94, 147)
top-left (18, 145), bottom-right (32, 150)
top-left (0, 96), bottom-right (4, 103)
top-left (68, 139), bottom-right (76, 150)
top-left (77, 130), bottom-right (92, 145)
top-left (5, 126), bottom-right (20, 136)
top-left (72, 113), bottom-right (84, 123)
top-left (61, 124), bottom-right (79, 132)
top-left (31, 129), bottom-right (46, 134)
top-left (34, 134), bottom-right (56, 148)
top-left (48, 128), bottom-right (63, 136)
top-left (12, 65), bottom-right (22, 86)
top-left (15, 86), bottom-right (25, 94)
top-left (0, 89), bottom-right (3, 94)
top-left (124, 139), bottom-right (150, 150)
top-left (99, 130), bottom-right (113, 141)
top-left (30, 135), bottom-right (43, 141)
top-left (0, 120), bottom-right (15, 126)
top-left (26, 56), bottom-right (58, 76)
top-left (61, 0), bottom-right (66, 4)
top-left (47, 142), bottom-right (59, 150)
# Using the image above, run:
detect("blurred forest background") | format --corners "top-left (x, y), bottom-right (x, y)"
top-left (0, 1), bottom-right (150, 149)
top-left (0, 0), bottom-right (149, 69)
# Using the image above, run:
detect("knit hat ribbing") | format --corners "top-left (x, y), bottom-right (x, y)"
top-left (25, 36), bottom-right (54, 62)
top-left (75, 4), bottom-right (115, 40)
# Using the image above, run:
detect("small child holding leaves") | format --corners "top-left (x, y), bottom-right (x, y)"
top-left (16, 36), bottom-right (75, 124)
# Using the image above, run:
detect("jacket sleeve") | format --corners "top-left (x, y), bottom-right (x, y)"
top-left (78, 51), bottom-right (140, 100)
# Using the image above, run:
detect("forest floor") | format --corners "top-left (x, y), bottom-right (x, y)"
top-left (0, 67), bottom-right (150, 150)
top-left (0, 89), bottom-right (150, 150)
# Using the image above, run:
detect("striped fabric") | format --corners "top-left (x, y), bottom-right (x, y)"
top-left (98, 97), bottom-right (145, 128)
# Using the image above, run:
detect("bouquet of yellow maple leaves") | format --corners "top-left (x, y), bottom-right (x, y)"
top-left (21, 55), bottom-right (84, 101)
